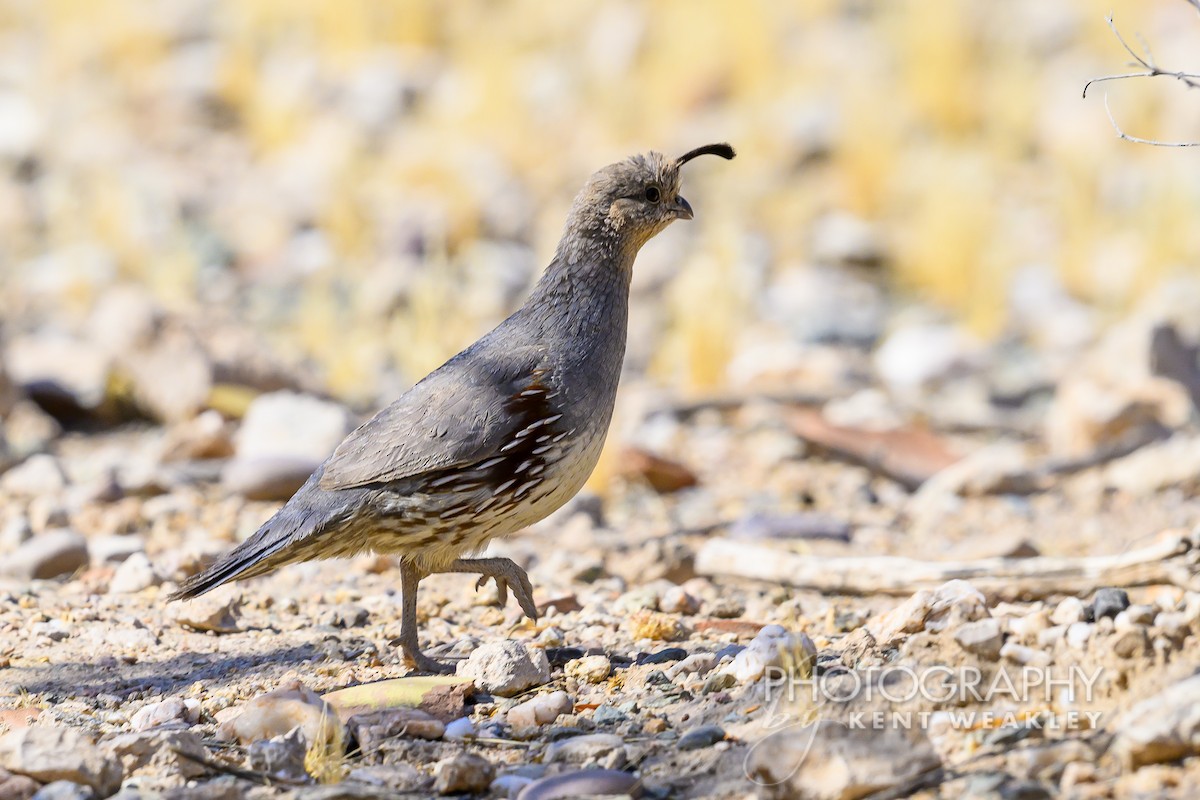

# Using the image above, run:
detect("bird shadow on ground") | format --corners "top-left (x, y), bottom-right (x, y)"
top-left (5, 635), bottom-right (384, 701)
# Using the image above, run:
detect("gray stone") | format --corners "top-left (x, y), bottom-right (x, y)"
top-left (0, 726), bottom-right (122, 797)
top-left (544, 733), bottom-right (627, 769)
top-left (1113, 674), bottom-right (1200, 768)
top-left (348, 764), bottom-right (429, 792)
top-left (457, 640), bottom-right (550, 697)
top-left (677, 725), bottom-right (725, 750)
top-left (954, 618), bottom-right (1005, 659)
top-left (1092, 588), bottom-right (1130, 620)
top-left (1, 530), bottom-right (88, 580)
top-left (514, 768), bottom-right (640, 800)
top-left (102, 729), bottom-right (208, 780)
top-left (1, 454), bottom-right (66, 496)
top-left (247, 728), bottom-right (309, 784)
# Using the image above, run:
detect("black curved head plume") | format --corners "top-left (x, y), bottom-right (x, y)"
top-left (676, 143), bottom-right (736, 167)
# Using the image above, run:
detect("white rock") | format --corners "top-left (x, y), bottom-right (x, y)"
top-left (456, 640), bottom-right (550, 697)
top-left (1, 454), bottom-right (66, 496)
top-left (442, 717), bottom-right (476, 742)
top-left (109, 552), bottom-right (161, 594)
top-left (233, 391), bottom-right (353, 462)
top-left (1006, 608), bottom-right (1051, 641)
top-left (1050, 597), bottom-right (1085, 626)
top-left (1065, 622), bottom-right (1093, 650)
top-left (874, 323), bottom-right (980, 393)
top-left (121, 326), bottom-right (213, 423)
top-left (222, 391), bottom-right (354, 500)
top-left (102, 728), bottom-right (208, 781)
top-left (1000, 641), bottom-right (1052, 667)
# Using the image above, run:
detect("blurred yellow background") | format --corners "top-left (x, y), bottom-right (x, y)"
top-left (1, 0), bottom-right (1198, 405)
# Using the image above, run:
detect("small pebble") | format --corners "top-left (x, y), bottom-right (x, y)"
top-left (677, 724), bottom-right (726, 750)
top-left (434, 752), bottom-right (495, 795)
top-left (1092, 588), bottom-right (1130, 620)
top-left (637, 647), bottom-right (687, 666)
top-left (659, 586), bottom-right (700, 615)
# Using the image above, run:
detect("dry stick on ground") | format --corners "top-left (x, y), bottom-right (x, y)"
top-left (1083, 10), bottom-right (1200, 147)
top-left (696, 530), bottom-right (1200, 600)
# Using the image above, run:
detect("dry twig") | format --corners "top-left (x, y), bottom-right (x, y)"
top-left (1083, 10), bottom-right (1200, 146)
top-left (696, 530), bottom-right (1200, 600)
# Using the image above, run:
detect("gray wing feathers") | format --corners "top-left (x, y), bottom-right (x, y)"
top-left (318, 345), bottom-right (547, 491)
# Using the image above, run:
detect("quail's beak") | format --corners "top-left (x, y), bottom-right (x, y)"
top-left (672, 195), bottom-right (694, 221)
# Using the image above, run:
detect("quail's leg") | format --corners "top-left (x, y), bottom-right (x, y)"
top-left (440, 557), bottom-right (539, 622)
top-left (395, 561), bottom-right (455, 674)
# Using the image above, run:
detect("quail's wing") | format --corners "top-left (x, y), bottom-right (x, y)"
top-left (318, 345), bottom-right (553, 491)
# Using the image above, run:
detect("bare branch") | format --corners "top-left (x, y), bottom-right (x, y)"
top-left (1084, 7), bottom-right (1200, 146)
top-left (1104, 93), bottom-right (1200, 147)
top-left (1082, 14), bottom-right (1200, 98)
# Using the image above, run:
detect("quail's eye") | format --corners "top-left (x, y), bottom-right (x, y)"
top-left (644, 185), bottom-right (661, 203)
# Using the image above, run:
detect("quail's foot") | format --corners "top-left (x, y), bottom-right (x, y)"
top-left (443, 557), bottom-right (540, 622)
top-left (394, 633), bottom-right (456, 675)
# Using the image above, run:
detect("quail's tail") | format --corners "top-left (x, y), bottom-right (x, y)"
top-left (167, 504), bottom-right (317, 601)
